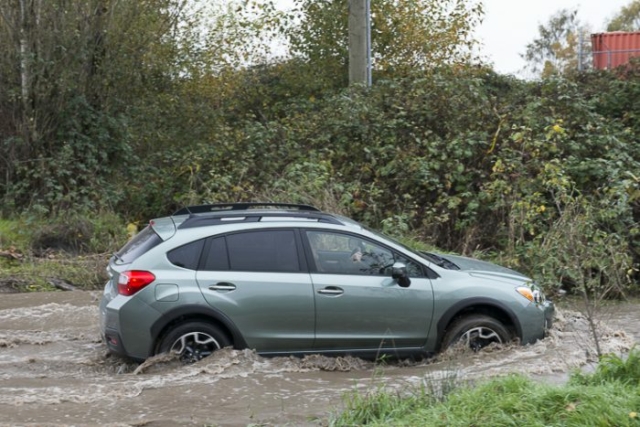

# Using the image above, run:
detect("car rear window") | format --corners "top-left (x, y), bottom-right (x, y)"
top-left (115, 225), bottom-right (162, 264)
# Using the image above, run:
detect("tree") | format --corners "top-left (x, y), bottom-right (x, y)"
top-left (269, 0), bottom-right (482, 85)
top-left (0, 0), bottom-right (198, 212)
top-left (522, 9), bottom-right (591, 78)
top-left (607, 0), bottom-right (640, 31)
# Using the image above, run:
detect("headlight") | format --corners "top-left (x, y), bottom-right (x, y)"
top-left (516, 284), bottom-right (545, 304)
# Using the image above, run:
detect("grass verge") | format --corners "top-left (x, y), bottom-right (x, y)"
top-left (330, 348), bottom-right (640, 426)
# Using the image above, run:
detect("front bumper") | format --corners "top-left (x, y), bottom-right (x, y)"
top-left (543, 300), bottom-right (555, 333)
top-left (519, 299), bottom-right (555, 345)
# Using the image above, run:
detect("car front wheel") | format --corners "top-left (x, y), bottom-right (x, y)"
top-left (158, 321), bottom-right (230, 363)
top-left (441, 314), bottom-right (512, 352)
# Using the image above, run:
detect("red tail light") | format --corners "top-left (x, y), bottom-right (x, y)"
top-left (118, 271), bottom-right (156, 296)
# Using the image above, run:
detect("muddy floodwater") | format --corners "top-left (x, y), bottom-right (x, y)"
top-left (0, 292), bottom-right (638, 426)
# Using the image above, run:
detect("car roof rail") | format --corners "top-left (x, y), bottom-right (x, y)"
top-left (172, 202), bottom-right (321, 216)
top-left (178, 212), bottom-right (345, 229)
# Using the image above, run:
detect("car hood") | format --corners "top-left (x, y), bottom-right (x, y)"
top-left (428, 252), bottom-right (530, 282)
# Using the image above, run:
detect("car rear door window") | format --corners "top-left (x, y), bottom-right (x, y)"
top-left (202, 236), bottom-right (229, 271)
top-left (226, 230), bottom-right (300, 272)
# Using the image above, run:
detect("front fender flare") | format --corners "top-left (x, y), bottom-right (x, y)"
top-left (436, 297), bottom-right (522, 350)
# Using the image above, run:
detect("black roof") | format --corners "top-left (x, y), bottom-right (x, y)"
top-left (173, 202), bottom-right (344, 228)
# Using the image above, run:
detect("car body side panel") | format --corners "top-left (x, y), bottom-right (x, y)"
top-left (311, 274), bottom-right (434, 350)
top-left (196, 271), bottom-right (315, 351)
top-left (102, 287), bottom-right (163, 360)
top-left (102, 261), bottom-right (210, 359)
top-left (424, 272), bottom-right (550, 351)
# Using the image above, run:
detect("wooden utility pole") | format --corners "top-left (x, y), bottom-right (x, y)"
top-left (348, 0), bottom-right (371, 86)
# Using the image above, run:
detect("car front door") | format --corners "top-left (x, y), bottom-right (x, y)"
top-left (196, 229), bottom-right (315, 352)
top-left (305, 230), bottom-right (434, 351)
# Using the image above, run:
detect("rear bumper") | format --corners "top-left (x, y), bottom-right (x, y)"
top-left (99, 290), bottom-right (130, 358)
top-left (102, 329), bottom-right (128, 357)
top-left (99, 281), bottom-right (161, 361)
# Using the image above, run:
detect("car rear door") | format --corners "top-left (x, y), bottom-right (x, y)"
top-left (196, 229), bottom-right (315, 352)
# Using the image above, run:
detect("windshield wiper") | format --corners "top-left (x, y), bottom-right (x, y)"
top-left (420, 252), bottom-right (460, 270)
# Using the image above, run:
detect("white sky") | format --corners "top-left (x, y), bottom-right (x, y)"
top-left (477, 0), bottom-right (631, 76)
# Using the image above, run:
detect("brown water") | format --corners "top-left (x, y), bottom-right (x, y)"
top-left (0, 291), bottom-right (637, 426)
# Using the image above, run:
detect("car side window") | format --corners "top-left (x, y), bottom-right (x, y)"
top-left (167, 239), bottom-right (205, 270)
top-left (202, 236), bottom-right (228, 271)
top-left (394, 254), bottom-right (425, 278)
top-left (306, 231), bottom-right (423, 277)
top-left (214, 230), bottom-right (300, 273)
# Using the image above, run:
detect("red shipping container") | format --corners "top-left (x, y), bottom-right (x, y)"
top-left (591, 32), bottom-right (640, 70)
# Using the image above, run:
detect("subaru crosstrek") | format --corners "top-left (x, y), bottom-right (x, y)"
top-left (100, 202), bottom-right (554, 363)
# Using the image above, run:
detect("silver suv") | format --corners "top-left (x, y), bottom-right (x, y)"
top-left (100, 203), bottom-right (554, 362)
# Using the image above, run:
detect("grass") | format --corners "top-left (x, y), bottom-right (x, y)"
top-left (0, 212), bottom-right (128, 291)
top-left (0, 217), bottom-right (31, 251)
top-left (329, 348), bottom-right (640, 426)
top-left (0, 252), bottom-right (111, 291)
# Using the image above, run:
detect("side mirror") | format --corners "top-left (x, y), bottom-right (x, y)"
top-left (391, 262), bottom-right (411, 288)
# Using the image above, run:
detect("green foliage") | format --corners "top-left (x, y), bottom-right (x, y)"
top-left (0, 218), bottom-right (31, 252)
top-left (571, 347), bottom-right (640, 386)
top-left (1, 210), bottom-right (125, 255)
top-left (0, 254), bottom-right (108, 292)
top-left (477, 76), bottom-right (640, 284)
top-left (0, 211), bottom-right (127, 291)
top-left (607, 0), bottom-right (640, 31)
top-left (333, 387), bottom-right (432, 426)
top-left (583, 58), bottom-right (640, 138)
top-left (331, 370), bottom-right (460, 426)
top-left (104, 64), bottom-right (640, 294)
top-left (264, 0), bottom-right (482, 86)
top-left (8, 96), bottom-right (132, 213)
top-left (527, 198), bottom-right (633, 294)
top-left (0, 0), bottom-right (199, 213)
top-left (331, 360), bottom-right (640, 426)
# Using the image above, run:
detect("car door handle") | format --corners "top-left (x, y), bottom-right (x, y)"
top-left (317, 286), bottom-right (344, 295)
top-left (208, 282), bottom-right (236, 291)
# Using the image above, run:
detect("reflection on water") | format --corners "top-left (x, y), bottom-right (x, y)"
top-left (0, 291), bottom-right (637, 426)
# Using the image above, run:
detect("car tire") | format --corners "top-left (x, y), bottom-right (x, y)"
top-left (157, 321), bottom-right (231, 363)
top-left (441, 314), bottom-right (512, 352)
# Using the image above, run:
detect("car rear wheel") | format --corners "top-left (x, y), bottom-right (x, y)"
top-left (158, 321), bottom-right (230, 363)
top-left (441, 314), bottom-right (512, 352)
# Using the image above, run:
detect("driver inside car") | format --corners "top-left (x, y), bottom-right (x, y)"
top-left (350, 245), bottom-right (364, 263)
